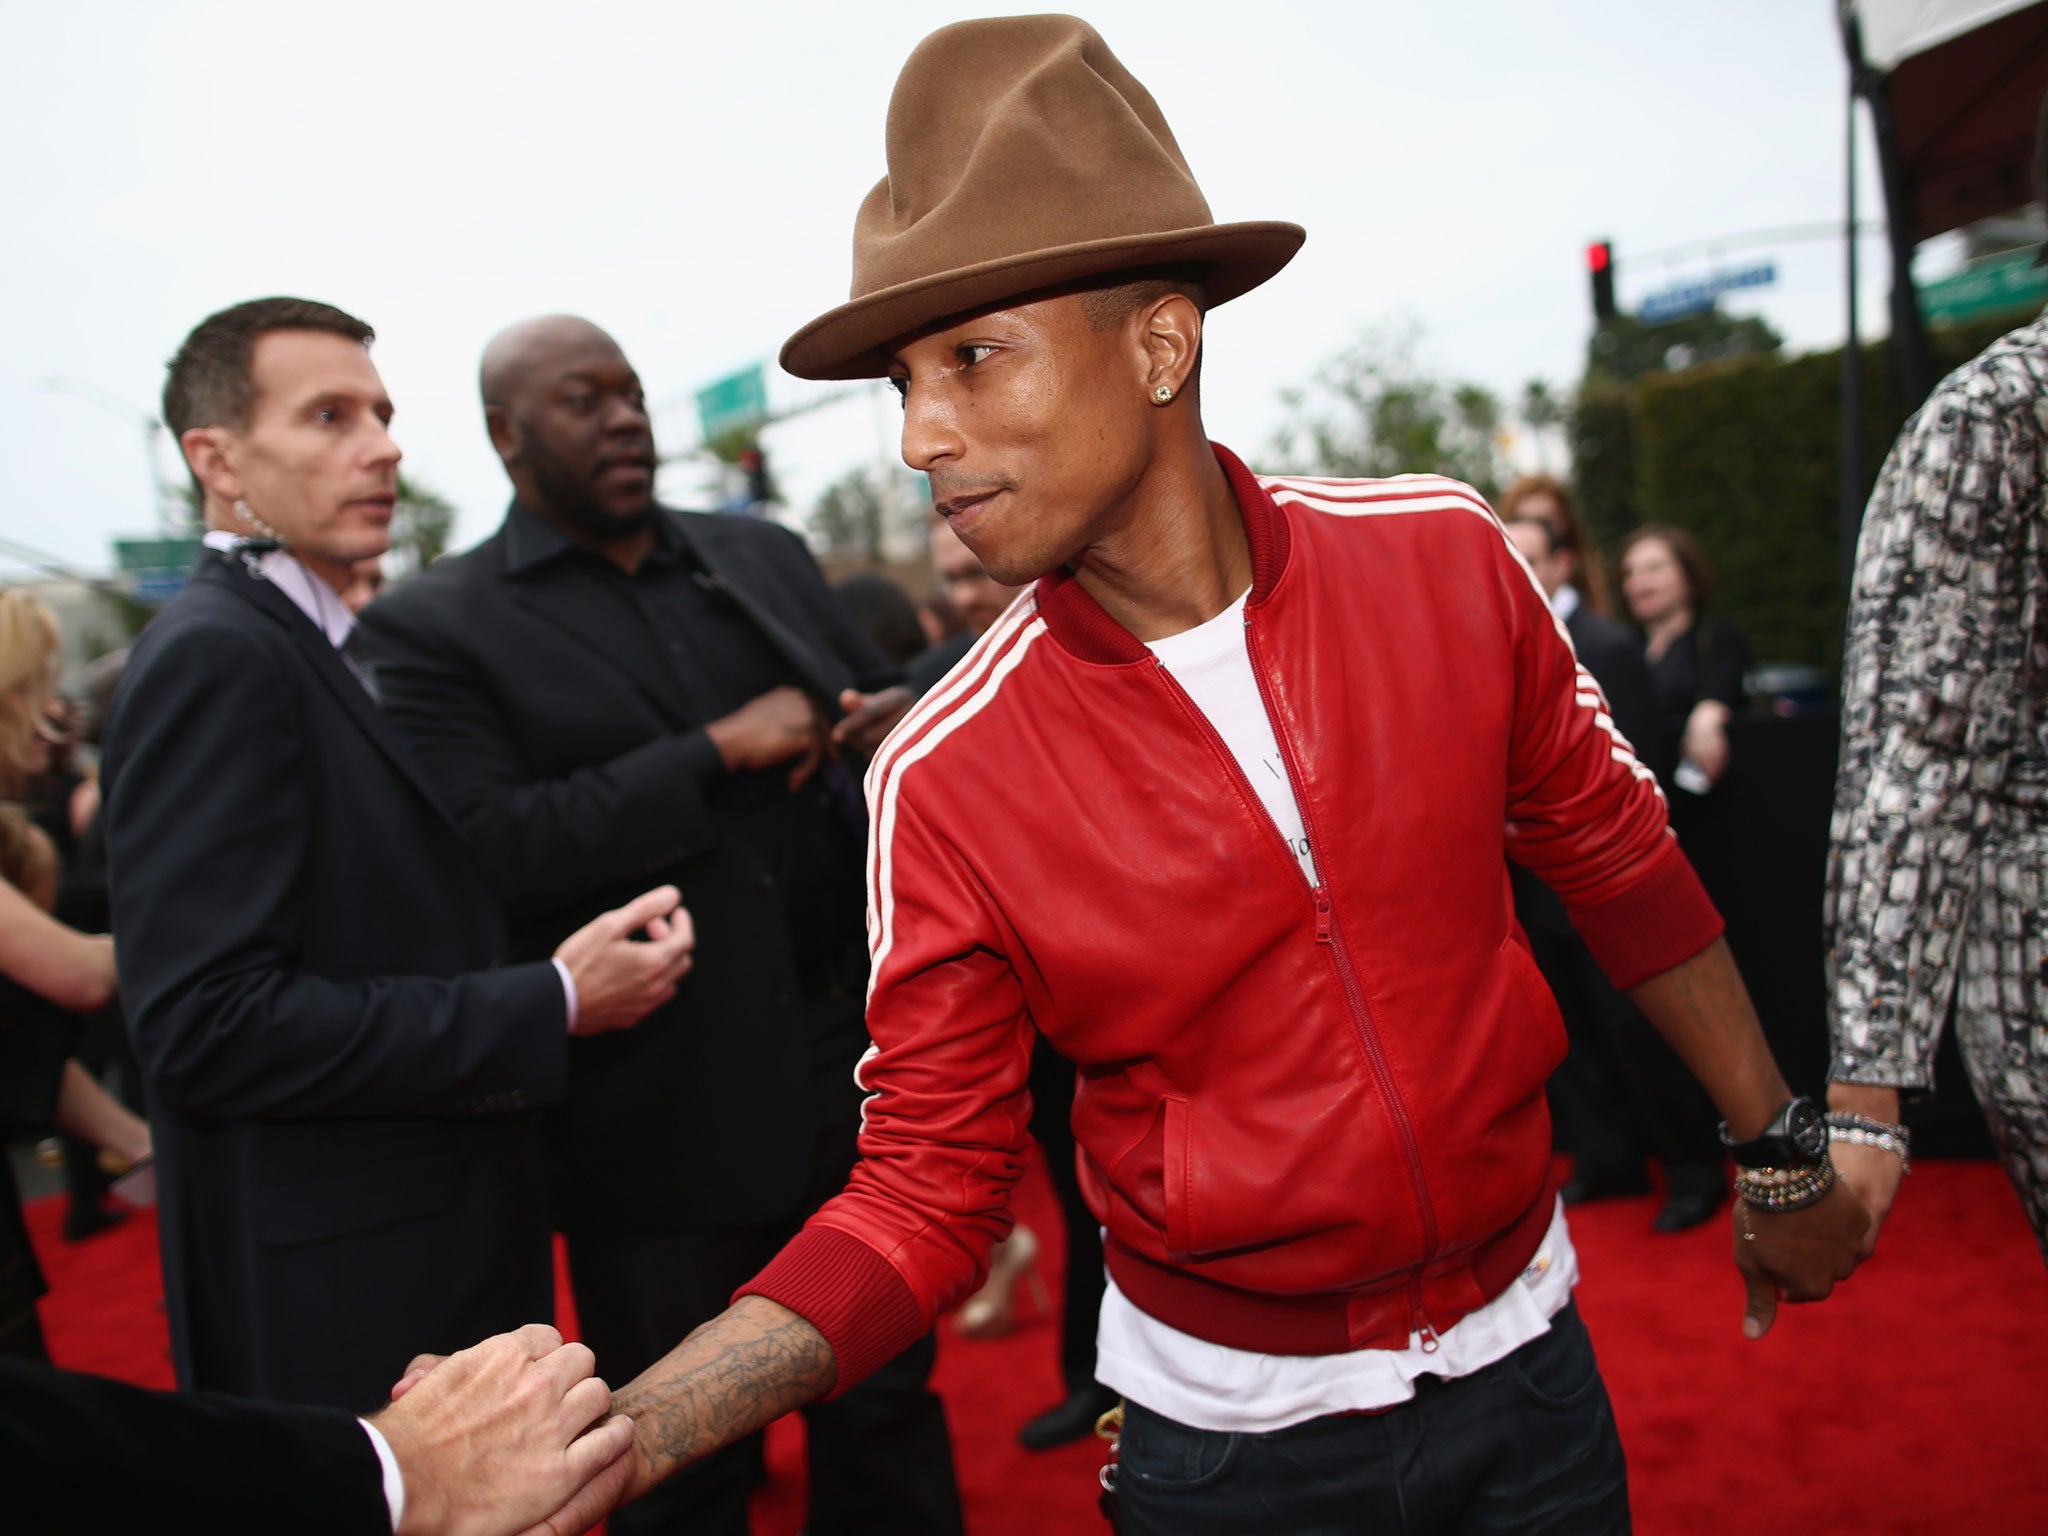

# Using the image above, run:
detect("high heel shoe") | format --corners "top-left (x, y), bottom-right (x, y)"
top-left (954, 1224), bottom-right (1051, 1338)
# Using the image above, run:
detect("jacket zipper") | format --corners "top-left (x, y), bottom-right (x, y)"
top-left (1240, 617), bottom-right (1443, 1353)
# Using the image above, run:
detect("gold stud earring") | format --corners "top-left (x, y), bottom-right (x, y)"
top-left (1152, 385), bottom-right (1174, 405)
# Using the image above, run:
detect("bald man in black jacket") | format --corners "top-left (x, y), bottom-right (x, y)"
top-left (360, 316), bottom-right (962, 1536)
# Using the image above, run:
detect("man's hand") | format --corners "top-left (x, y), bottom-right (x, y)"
top-left (1681, 699), bottom-right (1732, 784)
top-left (371, 1323), bottom-right (633, 1536)
top-left (1626, 939), bottom-right (1881, 1337)
top-left (554, 886), bottom-right (694, 1036)
top-left (1827, 1082), bottom-right (1907, 1257)
top-left (1734, 1180), bottom-right (1871, 1340)
top-left (706, 685), bottom-right (829, 789)
top-left (832, 686), bottom-right (915, 760)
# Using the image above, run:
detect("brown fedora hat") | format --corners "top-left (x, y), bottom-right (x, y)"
top-left (780, 14), bottom-right (1305, 381)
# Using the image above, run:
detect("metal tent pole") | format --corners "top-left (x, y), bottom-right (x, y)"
top-left (1839, 6), bottom-right (1868, 599)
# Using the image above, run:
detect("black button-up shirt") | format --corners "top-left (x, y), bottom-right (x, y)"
top-left (503, 504), bottom-right (868, 999)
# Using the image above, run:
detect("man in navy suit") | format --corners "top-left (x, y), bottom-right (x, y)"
top-left (3, 1323), bottom-right (633, 1533)
top-left (102, 297), bottom-right (696, 1414)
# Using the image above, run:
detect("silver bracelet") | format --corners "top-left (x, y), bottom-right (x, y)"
top-left (1825, 1112), bottom-right (1912, 1173)
top-left (1825, 1110), bottom-right (1909, 1145)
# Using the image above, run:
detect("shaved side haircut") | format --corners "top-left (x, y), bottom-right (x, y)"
top-left (1077, 265), bottom-right (1212, 331)
top-left (1075, 265), bottom-right (1212, 396)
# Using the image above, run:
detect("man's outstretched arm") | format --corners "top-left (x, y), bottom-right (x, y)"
top-left (612, 1298), bottom-right (837, 1504)
top-left (1627, 936), bottom-right (1871, 1338)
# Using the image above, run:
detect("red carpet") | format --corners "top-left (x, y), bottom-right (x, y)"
top-left (27, 1155), bottom-right (2048, 1534)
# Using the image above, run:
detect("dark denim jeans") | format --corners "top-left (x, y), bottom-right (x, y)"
top-left (1115, 1301), bottom-right (1629, 1535)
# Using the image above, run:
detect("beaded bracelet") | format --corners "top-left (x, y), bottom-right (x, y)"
top-left (1735, 1165), bottom-right (1835, 1197)
top-left (1734, 1157), bottom-right (1837, 1213)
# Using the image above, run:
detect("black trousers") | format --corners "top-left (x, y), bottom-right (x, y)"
top-left (568, 1092), bottom-right (964, 1536)
top-left (1514, 871), bottom-right (1721, 1196)
top-left (61, 1002), bottom-right (143, 1217)
top-left (1116, 1302), bottom-right (1628, 1535)
top-left (1027, 1037), bottom-right (1106, 1397)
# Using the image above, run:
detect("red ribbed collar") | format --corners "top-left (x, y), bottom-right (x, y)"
top-left (1033, 442), bottom-right (1292, 665)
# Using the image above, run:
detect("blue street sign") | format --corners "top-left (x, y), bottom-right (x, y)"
top-left (1638, 262), bottom-right (1777, 325)
top-left (130, 571), bottom-right (188, 604)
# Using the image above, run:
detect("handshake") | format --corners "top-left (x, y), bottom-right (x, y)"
top-left (370, 1294), bottom-right (835, 1536)
top-left (370, 1324), bottom-right (639, 1536)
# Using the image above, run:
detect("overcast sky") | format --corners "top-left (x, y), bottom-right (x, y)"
top-left (0, 1), bottom-right (1910, 578)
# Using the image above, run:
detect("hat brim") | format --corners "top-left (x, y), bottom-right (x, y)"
top-left (779, 221), bottom-right (1306, 381)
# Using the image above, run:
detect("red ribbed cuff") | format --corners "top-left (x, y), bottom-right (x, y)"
top-left (1567, 839), bottom-right (1724, 990)
top-left (736, 1224), bottom-right (926, 1398)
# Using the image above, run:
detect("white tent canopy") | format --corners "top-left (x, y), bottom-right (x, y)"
top-left (1834, 0), bottom-right (2048, 559)
top-left (1842, 0), bottom-right (2048, 238)
top-left (1852, 0), bottom-right (2042, 71)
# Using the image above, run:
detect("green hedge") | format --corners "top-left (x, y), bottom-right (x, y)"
top-left (1569, 312), bottom-right (2026, 675)
top-left (1567, 378), bottom-right (1640, 555)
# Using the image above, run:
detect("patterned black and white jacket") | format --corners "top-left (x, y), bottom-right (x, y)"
top-left (1825, 312), bottom-right (2048, 1087)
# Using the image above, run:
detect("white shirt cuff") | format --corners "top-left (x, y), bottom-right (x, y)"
top-left (552, 956), bottom-right (579, 1032)
top-left (358, 1419), bottom-right (406, 1533)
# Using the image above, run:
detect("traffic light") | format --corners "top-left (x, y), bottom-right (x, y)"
top-left (1587, 240), bottom-right (1616, 323)
top-left (739, 445), bottom-right (773, 506)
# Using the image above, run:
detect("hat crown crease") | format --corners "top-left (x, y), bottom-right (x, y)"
top-left (858, 19), bottom-right (1209, 298)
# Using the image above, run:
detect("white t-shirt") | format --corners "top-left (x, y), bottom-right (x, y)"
top-left (1107, 589), bottom-right (1578, 1433)
top-left (1146, 590), bottom-right (1317, 884)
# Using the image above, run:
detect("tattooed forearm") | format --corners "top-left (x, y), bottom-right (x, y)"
top-left (614, 1297), bottom-right (837, 1499)
top-left (1626, 935), bottom-right (1788, 1137)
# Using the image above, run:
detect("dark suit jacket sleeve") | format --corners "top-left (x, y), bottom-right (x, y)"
top-left (104, 617), bottom-right (567, 1121)
top-left (761, 521), bottom-right (903, 697)
top-left (1700, 618), bottom-right (1749, 710)
top-left (360, 594), bottom-right (724, 925)
top-left (0, 1360), bottom-right (389, 1535)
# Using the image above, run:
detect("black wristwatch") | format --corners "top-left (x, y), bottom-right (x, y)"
top-left (1719, 1097), bottom-right (1829, 1169)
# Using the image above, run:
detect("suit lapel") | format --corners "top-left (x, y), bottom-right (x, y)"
top-left (198, 555), bottom-right (471, 840)
top-left (669, 513), bottom-right (852, 705)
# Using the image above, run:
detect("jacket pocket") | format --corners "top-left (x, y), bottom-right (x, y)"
top-left (1498, 934), bottom-right (1568, 1082)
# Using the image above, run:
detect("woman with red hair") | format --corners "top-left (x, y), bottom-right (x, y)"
top-left (1499, 474), bottom-right (1611, 617)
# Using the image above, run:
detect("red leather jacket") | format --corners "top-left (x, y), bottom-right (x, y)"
top-left (745, 446), bottom-right (1721, 1391)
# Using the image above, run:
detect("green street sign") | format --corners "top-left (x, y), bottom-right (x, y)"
top-left (695, 364), bottom-right (768, 441)
top-left (1918, 250), bottom-right (2048, 327)
top-left (114, 537), bottom-right (203, 573)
